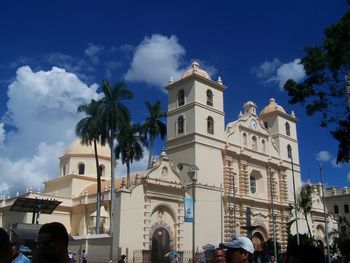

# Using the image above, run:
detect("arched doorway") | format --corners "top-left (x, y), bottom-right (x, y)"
top-left (252, 232), bottom-right (265, 252)
top-left (151, 227), bottom-right (171, 263)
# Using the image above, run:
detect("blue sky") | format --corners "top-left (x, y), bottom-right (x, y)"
top-left (0, 0), bottom-right (349, 195)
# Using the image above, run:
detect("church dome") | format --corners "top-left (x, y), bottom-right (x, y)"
top-left (64, 139), bottom-right (110, 158)
top-left (181, 62), bottom-right (211, 80)
top-left (259, 98), bottom-right (286, 116)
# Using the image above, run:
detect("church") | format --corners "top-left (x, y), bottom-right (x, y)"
top-left (0, 62), bottom-right (336, 262)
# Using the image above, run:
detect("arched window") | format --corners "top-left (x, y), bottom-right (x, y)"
top-left (262, 139), bottom-right (266, 152)
top-left (250, 176), bottom-right (257, 194)
top-left (287, 144), bottom-right (292, 159)
top-left (178, 89), bottom-right (185, 106)
top-left (207, 116), bottom-right (214, 134)
top-left (285, 122), bottom-right (290, 136)
top-left (243, 133), bottom-right (247, 146)
top-left (78, 163), bottom-right (85, 175)
top-left (206, 89), bottom-right (213, 106)
top-left (62, 165), bottom-right (66, 176)
top-left (252, 136), bottom-right (257, 151)
top-left (177, 116), bottom-right (184, 134)
top-left (99, 165), bottom-right (105, 177)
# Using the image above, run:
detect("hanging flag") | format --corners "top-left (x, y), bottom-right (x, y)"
top-left (184, 196), bottom-right (193, 222)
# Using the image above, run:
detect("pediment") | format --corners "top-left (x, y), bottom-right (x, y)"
top-left (144, 151), bottom-right (182, 185)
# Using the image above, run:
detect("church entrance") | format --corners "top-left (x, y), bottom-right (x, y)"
top-left (151, 227), bottom-right (171, 263)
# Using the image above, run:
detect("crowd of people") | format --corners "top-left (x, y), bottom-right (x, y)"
top-left (199, 235), bottom-right (328, 263)
top-left (0, 222), bottom-right (336, 263)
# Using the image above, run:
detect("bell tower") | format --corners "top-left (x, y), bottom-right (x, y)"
top-left (165, 62), bottom-right (226, 186)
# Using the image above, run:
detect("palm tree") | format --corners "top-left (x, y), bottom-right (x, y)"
top-left (141, 100), bottom-right (167, 168)
top-left (75, 99), bottom-right (103, 234)
top-left (115, 123), bottom-right (146, 188)
top-left (297, 186), bottom-right (313, 238)
top-left (98, 80), bottom-right (133, 235)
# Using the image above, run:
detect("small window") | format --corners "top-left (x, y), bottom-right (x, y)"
top-left (206, 89), bottom-right (213, 106)
top-left (250, 176), bottom-right (257, 194)
top-left (287, 145), bottom-right (292, 159)
top-left (262, 140), bottom-right (266, 152)
top-left (243, 133), bottom-right (247, 146)
top-left (334, 205), bottom-right (339, 214)
top-left (207, 116), bottom-right (214, 134)
top-left (344, 204), bottom-right (349, 214)
top-left (285, 122), bottom-right (290, 136)
top-left (178, 89), bottom-right (185, 106)
top-left (78, 163), bottom-right (85, 175)
top-left (177, 116), bottom-right (184, 134)
top-left (63, 165), bottom-right (66, 176)
top-left (252, 136), bottom-right (257, 151)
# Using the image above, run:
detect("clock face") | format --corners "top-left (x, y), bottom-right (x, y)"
top-left (251, 119), bottom-right (257, 129)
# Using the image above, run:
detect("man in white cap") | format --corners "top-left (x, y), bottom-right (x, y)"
top-left (219, 236), bottom-right (254, 263)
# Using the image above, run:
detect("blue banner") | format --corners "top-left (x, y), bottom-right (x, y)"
top-left (184, 196), bottom-right (193, 222)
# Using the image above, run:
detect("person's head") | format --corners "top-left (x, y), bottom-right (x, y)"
top-left (220, 236), bottom-right (254, 263)
top-left (269, 255), bottom-right (275, 262)
top-left (215, 248), bottom-right (226, 263)
top-left (0, 228), bottom-right (11, 263)
top-left (34, 222), bottom-right (69, 263)
top-left (121, 255), bottom-right (126, 259)
top-left (10, 242), bottom-right (21, 259)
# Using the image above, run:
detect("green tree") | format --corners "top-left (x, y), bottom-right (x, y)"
top-left (287, 186), bottom-right (313, 238)
top-left (75, 99), bottom-right (103, 234)
top-left (115, 123), bottom-right (146, 188)
top-left (141, 100), bottom-right (167, 168)
top-left (283, 7), bottom-right (350, 163)
top-left (98, 80), bottom-right (133, 234)
top-left (297, 186), bottom-right (313, 238)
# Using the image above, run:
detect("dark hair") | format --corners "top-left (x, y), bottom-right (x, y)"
top-left (0, 228), bottom-right (11, 262)
top-left (39, 222), bottom-right (69, 247)
top-left (121, 255), bottom-right (126, 259)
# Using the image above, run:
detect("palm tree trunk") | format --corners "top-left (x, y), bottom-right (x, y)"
top-left (109, 134), bottom-right (116, 236)
top-left (148, 138), bottom-right (154, 169)
top-left (127, 162), bottom-right (130, 188)
top-left (93, 139), bottom-right (101, 234)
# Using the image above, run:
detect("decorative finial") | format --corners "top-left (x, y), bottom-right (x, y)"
top-left (16, 192), bottom-right (19, 197)
top-left (169, 76), bottom-right (174, 84)
top-left (192, 61), bottom-right (200, 68)
top-left (238, 111), bottom-right (243, 118)
top-left (217, 76), bottom-right (223, 85)
top-left (121, 177), bottom-right (126, 188)
top-left (291, 110), bottom-right (295, 117)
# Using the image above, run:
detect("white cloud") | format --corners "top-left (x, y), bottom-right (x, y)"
top-left (331, 158), bottom-right (343, 168)
top-left (0, 123), bottom-right (5, 147)
top-left (124, 34), bottom-right (186, 88)
top-left (315, 151), bottom-right (332, 162)
top-left (254, 58), bottom-right (305, 90)
top-left (253, 58), bottom-right (281, 79)
top-left (275, 58), bottom-right (305, 89)
top-left (84, 43), bottom-right (104, 64)
top-left (0, 142), bottom-right (66, 193)
top-left (0, 66), bottom-right (100, 194)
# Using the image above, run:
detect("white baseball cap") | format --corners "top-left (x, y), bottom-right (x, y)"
top-left (219, 236), bottom-right (254, 254)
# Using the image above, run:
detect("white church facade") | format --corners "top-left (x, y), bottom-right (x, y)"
top-left (0, 62), bottom-right (337, 262)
